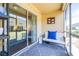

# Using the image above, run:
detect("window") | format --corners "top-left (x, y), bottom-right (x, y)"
top-left (71, 3), bottom-right (79, 56)
top-left (65, 3), bottom-right (79, 56)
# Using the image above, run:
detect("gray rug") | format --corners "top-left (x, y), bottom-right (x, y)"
top-left (20, 42), bottom-right (68, 56)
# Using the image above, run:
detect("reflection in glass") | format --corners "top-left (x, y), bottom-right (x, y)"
top-left (28, 12), bottom-right (37, 45)
top-left (8, 3), bottom-right (27, 55)
top-left (17, 16), bottom-right (26, 41)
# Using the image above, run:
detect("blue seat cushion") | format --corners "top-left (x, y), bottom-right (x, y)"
top-left (48, 31), bottom-right (57, 40)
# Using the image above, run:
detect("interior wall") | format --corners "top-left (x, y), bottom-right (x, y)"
top-left (0, 20), bottom-right (2, 51)
top-left (0, 20), bottom-right (2, 27)
top-left (42, 10), bottom-right (64, 33)
top-left (17, 3), bottom-right (42, 40)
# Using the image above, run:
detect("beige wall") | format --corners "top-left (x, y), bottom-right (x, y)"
top-left (0, 20), bottom-right (2, 50)
top-left (0, 20), bottom-right (2, 27)
top-left (42, 10), bottom-right (64, 33)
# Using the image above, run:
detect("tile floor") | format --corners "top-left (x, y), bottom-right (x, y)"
top-left (20, 42), bottom-right (68, 56)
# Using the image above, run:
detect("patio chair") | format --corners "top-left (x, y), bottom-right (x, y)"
top-left (39, 31), bottom-right (65, 45)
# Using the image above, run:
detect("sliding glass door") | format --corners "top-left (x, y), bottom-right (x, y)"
top-left (8, 3), bottom-right (27, 55)
top-left (27, 12), bottom-right (37, 45)
top-left (8, 4), bottom-right (37, 55)
top-left (0, 3), bottom-right (37, 55)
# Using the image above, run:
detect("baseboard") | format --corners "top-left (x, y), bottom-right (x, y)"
top-left (12, 41), bottom-right (38, 56)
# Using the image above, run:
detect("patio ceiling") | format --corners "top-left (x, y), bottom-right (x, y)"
top-left (32, 3), bottom-right (63, 14)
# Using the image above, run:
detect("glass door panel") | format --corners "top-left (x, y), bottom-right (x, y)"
top-left (9, 18), bottom-right (17, 46)
top-left (17, 16), bottom-right (24, 40)
top-left (28, 12), bottom-right (37, 45)
top-left (28, 16), bottom-right (32, 45)
top-left (8, 3), bottom-right (27, 55)
top-left (32, 15), bottom-right (37, 43)
top-left (17, 15), bottom-right (27, 41)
